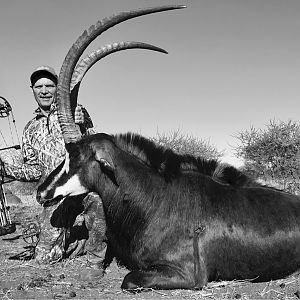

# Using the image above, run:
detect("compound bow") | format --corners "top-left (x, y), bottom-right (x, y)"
top-left (0, 96), bottom-right (20, 236)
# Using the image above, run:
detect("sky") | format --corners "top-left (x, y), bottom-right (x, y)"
top-left (1, 0), bottom-right (300, 167)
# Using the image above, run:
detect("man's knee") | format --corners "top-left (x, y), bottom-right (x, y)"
top-left (83, 193), bottom-right (106, 232)
top-left (36, 192), bottom-right (107, 263)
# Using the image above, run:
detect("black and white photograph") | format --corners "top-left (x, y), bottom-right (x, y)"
top-left (1, 0), bottom-right (300, 299)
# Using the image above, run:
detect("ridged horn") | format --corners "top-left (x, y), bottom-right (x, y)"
top-left (57, 5), bottom-right (186, 144)
top-left (70, 42), bottom-right (168, 110)
top-left (70, 41), bottom-right (168, 91)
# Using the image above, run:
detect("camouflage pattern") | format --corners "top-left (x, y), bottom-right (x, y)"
top-left (2, 103), bottom-right (93, 181)
top-left (2, 103), bottom-right (106, 265)
top-left (35, 193), bottom-right (107, 266)
top-left (83, 193), bottom-right (107, 265)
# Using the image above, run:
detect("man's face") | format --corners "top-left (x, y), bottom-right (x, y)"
top-left (32, 77), bottom-right (57, 111)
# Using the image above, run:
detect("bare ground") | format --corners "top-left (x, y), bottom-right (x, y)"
top-left (1, 182), bottom-right (300, 300)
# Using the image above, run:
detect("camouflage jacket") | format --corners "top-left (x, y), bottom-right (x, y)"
top-left (3, 103), bottom-right (94, 181)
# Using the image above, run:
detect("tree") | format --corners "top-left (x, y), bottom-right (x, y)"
top-left (152, 129), bottom-right (223, 160)
top-left (234, 119), bottom-right (300, 193)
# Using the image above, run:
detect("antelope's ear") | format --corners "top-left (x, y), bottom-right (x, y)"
top-left (91, 140), bottom-right (115, 172)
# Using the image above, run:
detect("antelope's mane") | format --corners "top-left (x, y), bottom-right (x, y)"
top-left (114, 132), bottom-right (258, 187)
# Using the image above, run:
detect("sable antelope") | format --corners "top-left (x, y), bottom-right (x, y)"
top-left (38, 4), bottom-right (300, 292)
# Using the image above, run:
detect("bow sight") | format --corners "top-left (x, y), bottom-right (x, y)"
top-left (0, 96), bottom-right (12, 117)
top-left (0, 96), bottom-right (20, 236)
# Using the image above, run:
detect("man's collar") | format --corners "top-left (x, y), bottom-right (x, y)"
top-left (34, 103), bottom-right (57, 118)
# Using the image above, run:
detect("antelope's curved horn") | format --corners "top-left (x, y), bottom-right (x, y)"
top-left (71, 41), bottom-right (168, 91)
top-left (57, 5), bottom-right (186, 144)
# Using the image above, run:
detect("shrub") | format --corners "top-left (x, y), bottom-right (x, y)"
top-left (152, 129), bottom-right (223, 160)
top-left (234, 119), bottom-right (300, 193)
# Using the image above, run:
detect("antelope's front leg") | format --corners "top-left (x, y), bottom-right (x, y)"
top-left (121, 262), bottom-right (207, 291)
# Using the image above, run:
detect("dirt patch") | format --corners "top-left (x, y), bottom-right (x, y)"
top-left (1, 204), bottom-right (300, 299)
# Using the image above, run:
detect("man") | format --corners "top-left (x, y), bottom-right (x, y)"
top-left (0, 66), bottom-right (106, 275)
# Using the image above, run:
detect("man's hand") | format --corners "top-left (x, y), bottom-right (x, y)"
top-left (74, 105), bottom-right (84, 124)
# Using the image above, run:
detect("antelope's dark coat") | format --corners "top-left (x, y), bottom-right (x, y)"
top-left (38, 132), bottom-right (300, 290)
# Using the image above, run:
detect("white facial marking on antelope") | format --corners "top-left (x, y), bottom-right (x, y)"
top-left (64, 151), bottom-right (70, 174)
top-left (53, 174), bottom-right (88, 198)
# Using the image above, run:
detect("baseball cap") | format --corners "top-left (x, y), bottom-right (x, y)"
top-left (30, 66), bottom-right (58, 86)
